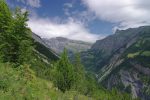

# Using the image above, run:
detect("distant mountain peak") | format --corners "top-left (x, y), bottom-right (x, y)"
top-left (42, 37), bottom-right (92, 55)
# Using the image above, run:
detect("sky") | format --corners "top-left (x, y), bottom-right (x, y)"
top-left (6, 0), bottom-right (150, 42)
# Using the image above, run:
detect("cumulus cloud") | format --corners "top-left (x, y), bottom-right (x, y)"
top-left (27, 17), bottom-right (104, 42)
top-left (17, 0), bottom-right (41, 8)
top-left (82, 0), bottom-right (150, 29)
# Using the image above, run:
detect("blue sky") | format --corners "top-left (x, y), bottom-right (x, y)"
top-left (6, 0), bottom-right (150, 42)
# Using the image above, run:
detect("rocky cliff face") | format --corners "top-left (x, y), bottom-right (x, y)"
top-left (81, 26), bottom-right (150, 100)
top-left (91, 26), bottom-right (148, 55)
top-left (82, 26), bottom-right (147, 71)
top-left (43, 37), bottom-right (92, 55)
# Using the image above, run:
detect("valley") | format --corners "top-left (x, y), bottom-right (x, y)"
top-left (0, 0), bottom-right (150, 100)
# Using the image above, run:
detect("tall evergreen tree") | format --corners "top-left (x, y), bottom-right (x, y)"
top-left (55, 49), bottom-right (75, 92)
top-left (73, 53), bottom-right (86, 92)
top-left (12, 8), bottom-right (33, 64)
top-left (0, 0), bottom-right (33, 64)
top-left (73, 53), bottom-right (85, 77)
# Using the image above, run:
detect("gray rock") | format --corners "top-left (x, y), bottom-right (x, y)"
top-left (43, 37), bottom-right (92, 55)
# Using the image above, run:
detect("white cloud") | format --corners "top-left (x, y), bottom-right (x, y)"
top-left (27, 17), bottom-right (104, 42)
top-left (82, 0), bottom-right (150, 29)
top-left (17, 0), bottom-right (41, 8)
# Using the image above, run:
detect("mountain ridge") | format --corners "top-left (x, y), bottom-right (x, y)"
top-left (32, 33), bottom-right (59, 61)
top-left (42, 37), bottom-right (92, 55)
top-left (81, 26), bottom-right (150, 99)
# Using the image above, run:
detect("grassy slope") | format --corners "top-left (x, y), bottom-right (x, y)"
top-left (0, 63), bottom-right (135, 100)
top-left (0, 63), bottom-right (90, 100)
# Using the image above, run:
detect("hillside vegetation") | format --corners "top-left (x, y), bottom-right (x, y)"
top-left (0, 0), bottom-right (137, 100)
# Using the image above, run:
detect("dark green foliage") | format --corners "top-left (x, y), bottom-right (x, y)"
top-left (73, 53), bottom-right (85, 76)
top-left (12, 8), bottom-right (33, 64)
top-left (72, 53), bottom-right (86, 92)
top-left (54, 49), bottom-right (75, 92)
top-left (0, 0), bottom-right (12, 33)
top-left (125, 85), bottom-right (132, 93)
top-left (0, 0), bottom-right (33, 64)
top-left (122, 32), bottom-right (150, 68)
top-left (0, 0), bottom-right (13, 62)
top-left (0, 79), bottom-right (9, 92)
top-left (84, 73), bottom-right (98, 95)
top-left (81, 50), bottom-right (111, 72)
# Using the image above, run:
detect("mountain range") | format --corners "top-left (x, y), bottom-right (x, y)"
top-left (81, 26), bottom-right (150, 99)
top-left (32, 26), bottom-right (150, 100)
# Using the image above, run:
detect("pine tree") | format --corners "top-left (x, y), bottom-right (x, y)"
top-left (73, 53), bottom-right (86, 93)
top-left (55, 49), bottom-right (75, 92)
